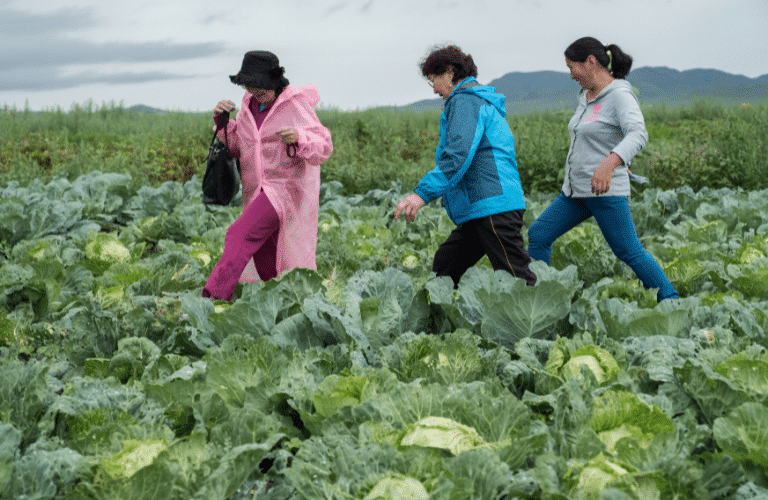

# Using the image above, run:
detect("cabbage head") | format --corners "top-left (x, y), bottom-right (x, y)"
top-left (546, 342), bottom-right (620, 385)
top-left (363, 476), bottom-right (429, 500)
top-left (400, 416), bottom-right (483, 455)
top-left (85, 232), bottom-right (131, 262)
top-left (571, 453), bottom-right (662, 500)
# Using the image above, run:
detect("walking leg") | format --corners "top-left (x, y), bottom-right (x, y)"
top-left (589, 196), bottom-right (679, 301)
top-left (475, 210), bottom-right (538, 286)
top-left (203, 192), bottom-right (280, 300)
top-left (432, 225), bottom-right (486, 288)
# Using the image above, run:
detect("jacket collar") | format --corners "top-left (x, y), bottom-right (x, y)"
top-left (446, 77), bottom-right (479, 102)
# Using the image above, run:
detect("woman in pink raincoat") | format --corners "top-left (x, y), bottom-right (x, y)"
top-left (203, 50), bottom-right (333, 301)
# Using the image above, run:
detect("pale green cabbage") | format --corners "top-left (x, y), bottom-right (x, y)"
top-left (99, 439), bottom-right (168, 479)
top-left (548, 343), bottom-right (620, 385)
top-left (400, 416), bottom-right (484, 455)
top-left (363, 476), bottom-right (429, 500)
top-left (85, 233), bottom-right (131, 262)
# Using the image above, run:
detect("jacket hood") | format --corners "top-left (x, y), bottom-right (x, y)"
top-left (589, 78), bottom-right (634, 100)
top-left (448, 77), bottom-right (507, 116)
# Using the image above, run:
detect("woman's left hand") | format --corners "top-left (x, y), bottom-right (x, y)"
top-left (276, 128), bottom-right (299, 144)
top-left (591, 153), bottom-right (623, 195)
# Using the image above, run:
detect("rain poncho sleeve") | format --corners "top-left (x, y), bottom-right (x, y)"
top-left (214, 84), bottom-right (333, 281)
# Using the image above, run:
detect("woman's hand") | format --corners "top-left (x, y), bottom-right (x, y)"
top-left (394, 193), bottom-right (426, 223)
top-left (276, 128), bottom-right (299, 144)
top-left (591, 153), bottom-right (624, 195)
top-left (214, 100), bottom-right (237, 117)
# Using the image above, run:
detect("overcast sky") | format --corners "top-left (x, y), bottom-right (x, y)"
top-left (1, 0), bottom-right (766, 112)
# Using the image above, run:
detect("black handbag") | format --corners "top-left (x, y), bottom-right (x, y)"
top-left (202, 111), bottom-right (241, 205)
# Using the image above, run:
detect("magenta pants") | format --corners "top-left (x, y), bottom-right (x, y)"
top-left (203, 191), bottom-right (280, 300)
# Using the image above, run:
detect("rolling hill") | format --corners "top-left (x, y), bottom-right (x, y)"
top-left (399, 67), bottom-right (768, 114)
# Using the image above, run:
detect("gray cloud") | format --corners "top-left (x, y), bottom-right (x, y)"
top-left (2, 40), bottom-right (226, 70)
top-left (0, 67), bottom-right (191, 92)
top-left (0, 7), bottom-right (225, 90)
top-left (0, 6), bottom-right (98, 35)
top-left (324, 2), bottom-right (349, 15)
top-left (202, 13), bottom-right (228, 25)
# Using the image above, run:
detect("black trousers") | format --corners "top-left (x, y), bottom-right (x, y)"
top-left (432, 210), bottom-right (537, 288)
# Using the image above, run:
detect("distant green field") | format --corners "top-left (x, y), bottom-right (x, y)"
top-left (2, 99), bottom-right (766, 194)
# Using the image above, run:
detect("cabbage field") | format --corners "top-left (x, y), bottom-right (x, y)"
top-left (1, 102), bottom-right (767, 499)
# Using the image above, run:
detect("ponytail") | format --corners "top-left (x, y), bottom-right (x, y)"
top-left (603, 44), bottom-right (632, 79)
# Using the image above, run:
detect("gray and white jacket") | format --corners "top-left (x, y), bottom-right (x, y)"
top-left (561, 79), bottom-right (648, 197)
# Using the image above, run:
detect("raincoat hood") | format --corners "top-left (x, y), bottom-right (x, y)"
top-left (246, 84), bottom-right (321, 112)
top-left (278, 84), bottom-right (321, 108)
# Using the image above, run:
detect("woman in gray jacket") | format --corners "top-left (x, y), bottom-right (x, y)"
top-left (527, 37), bottom-right (678, 301)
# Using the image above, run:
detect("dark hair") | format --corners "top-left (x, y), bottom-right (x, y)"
top-left (419, 44), bottom-right (478, 83)
top-left (564, 37), bottom-right (633, 79)
top-left (273, 70), bottom-right (290, 96)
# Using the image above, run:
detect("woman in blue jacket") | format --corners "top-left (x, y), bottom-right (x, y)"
top-left (394, 44), bottom-right (537, 287)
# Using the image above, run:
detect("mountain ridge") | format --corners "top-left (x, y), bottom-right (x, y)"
top-left (398, 66), bottom-right (768, 114)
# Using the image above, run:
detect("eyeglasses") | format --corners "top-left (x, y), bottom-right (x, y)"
top-left (428, 71), bottom-right (454, 88)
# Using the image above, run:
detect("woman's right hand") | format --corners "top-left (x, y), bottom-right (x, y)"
top-left (394, 193), bottom-right (426, 223)
top-left (214, 100), bottom-right (237, 117)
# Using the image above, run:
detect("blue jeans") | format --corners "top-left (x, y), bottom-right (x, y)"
top-left (527, 192), bottom-right (679, 301)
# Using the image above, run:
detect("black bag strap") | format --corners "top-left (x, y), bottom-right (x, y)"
top-left (205, 111), bottom-right (232, 164)
top-left (209, 111), bottom-right (231, 148)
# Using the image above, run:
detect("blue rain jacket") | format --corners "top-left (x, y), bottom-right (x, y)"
top-left (414, 77), bottom-right (526, 225)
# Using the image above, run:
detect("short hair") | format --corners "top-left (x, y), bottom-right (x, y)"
top-left (419, 44), bottom-right (478, 84)
top-left (565, 37), bottom-right (633, 79)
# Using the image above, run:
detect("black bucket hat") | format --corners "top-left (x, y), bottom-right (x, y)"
top-left (229, 51), bottom-right (288, 90)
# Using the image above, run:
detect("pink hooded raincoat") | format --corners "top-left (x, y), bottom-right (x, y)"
top-left (215, 84), bottom-right (333, 281)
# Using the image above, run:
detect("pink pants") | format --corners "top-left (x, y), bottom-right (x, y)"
top-left (202, 191), bottom-right (279, 300)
